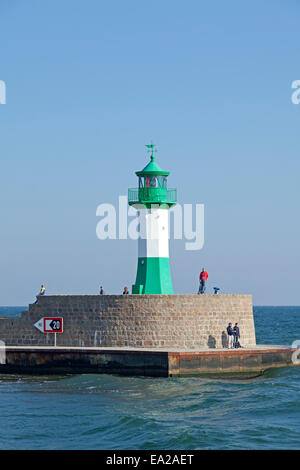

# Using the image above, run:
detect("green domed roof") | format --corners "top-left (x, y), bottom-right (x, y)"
top-left (136, 145), bottom-right (170, 176)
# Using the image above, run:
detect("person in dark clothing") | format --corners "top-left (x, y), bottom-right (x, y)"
top-left (226, 322), bottom-right (234, 349)
top-left (100, 286), bottom-right (104, 295)
top-left (233, 323), bottom-right (240, 348)
top-left (123, 287), bottom-right (129, 295)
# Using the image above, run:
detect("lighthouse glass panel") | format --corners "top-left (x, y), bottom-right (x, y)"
top-left (157, 176), bottom-right (167, 188)
top-left (150, 176), bottom-right (159, 188)
top-left (145, 176), bottom-right (159, 188)
top-left (142, 176), bottom-right (167, 188)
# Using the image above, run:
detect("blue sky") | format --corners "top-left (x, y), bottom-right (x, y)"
top-left (0, 0), bottom-right (299, 305)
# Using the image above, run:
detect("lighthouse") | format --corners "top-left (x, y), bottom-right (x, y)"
top-left (128, 145), bottom-right (177, 294)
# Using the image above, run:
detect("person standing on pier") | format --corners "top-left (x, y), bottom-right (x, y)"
top-left (198, 268), bottom-right (208, 294)
top-left (227, 322), bottom-right (234, 349)
top-left (100, 286), bottom-right (104, 295)
top-left (233, 323), bottom-right (240, 348)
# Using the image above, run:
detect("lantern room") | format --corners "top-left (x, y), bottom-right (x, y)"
top-left (128, 145), bottom-right (177, 208)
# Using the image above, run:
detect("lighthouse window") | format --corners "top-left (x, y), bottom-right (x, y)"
top-left (143, 176), bottom-right (167, 188)
top-left (157, 176), bottom-right (167, 188)
top-left (145, 176), bottom-right (159, 188)
top-left (150, 176), bottom-right (158, 188)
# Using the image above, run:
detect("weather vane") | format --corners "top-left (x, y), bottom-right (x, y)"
top-left (145, 143), bottom-right (158, 160)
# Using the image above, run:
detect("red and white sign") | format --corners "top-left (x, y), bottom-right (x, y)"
top-left (34, 317), bottom-right (63, 333)
top-left (44, 317), bottom-right (63, 333)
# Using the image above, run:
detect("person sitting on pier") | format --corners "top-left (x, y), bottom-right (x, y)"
top-left (227, 322), bottom-right (234, 349)
top-left (34, 284), bottom-right (46, 304)
top-left (123, 286), bottom-right (129, 295)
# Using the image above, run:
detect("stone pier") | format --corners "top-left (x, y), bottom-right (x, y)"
top-left (0, 294), bottom-right (294, 377)
top-left (0, 294), bottom-right (256, 349)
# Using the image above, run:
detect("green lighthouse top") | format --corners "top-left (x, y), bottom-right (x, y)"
top-left (128, 144), bottom-right (177, 207)
top-left (136, 144), bottom-right (170, 176)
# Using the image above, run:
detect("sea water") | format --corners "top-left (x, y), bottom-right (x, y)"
top-left (0, 306), bottom-right (299, 450)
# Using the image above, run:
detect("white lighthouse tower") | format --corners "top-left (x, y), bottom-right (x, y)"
top-left (128, 145), bottom-right (177, 294)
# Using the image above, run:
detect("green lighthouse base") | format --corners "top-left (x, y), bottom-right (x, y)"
top-left (132, 257), bottom-right (174, 294)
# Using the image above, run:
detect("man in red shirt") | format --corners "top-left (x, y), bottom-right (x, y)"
top-left (198, 268), bottom-right (208, 294)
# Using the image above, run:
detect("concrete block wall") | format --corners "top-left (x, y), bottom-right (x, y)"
top-left (0, 294), bottom-right (256, 349)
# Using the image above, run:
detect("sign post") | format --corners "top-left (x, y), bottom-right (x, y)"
top-left (34, 317), bottom-right (63, 346)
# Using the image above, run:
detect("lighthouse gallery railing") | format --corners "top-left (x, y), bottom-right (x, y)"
top-left (128, 188), bottom-right (177, 205)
